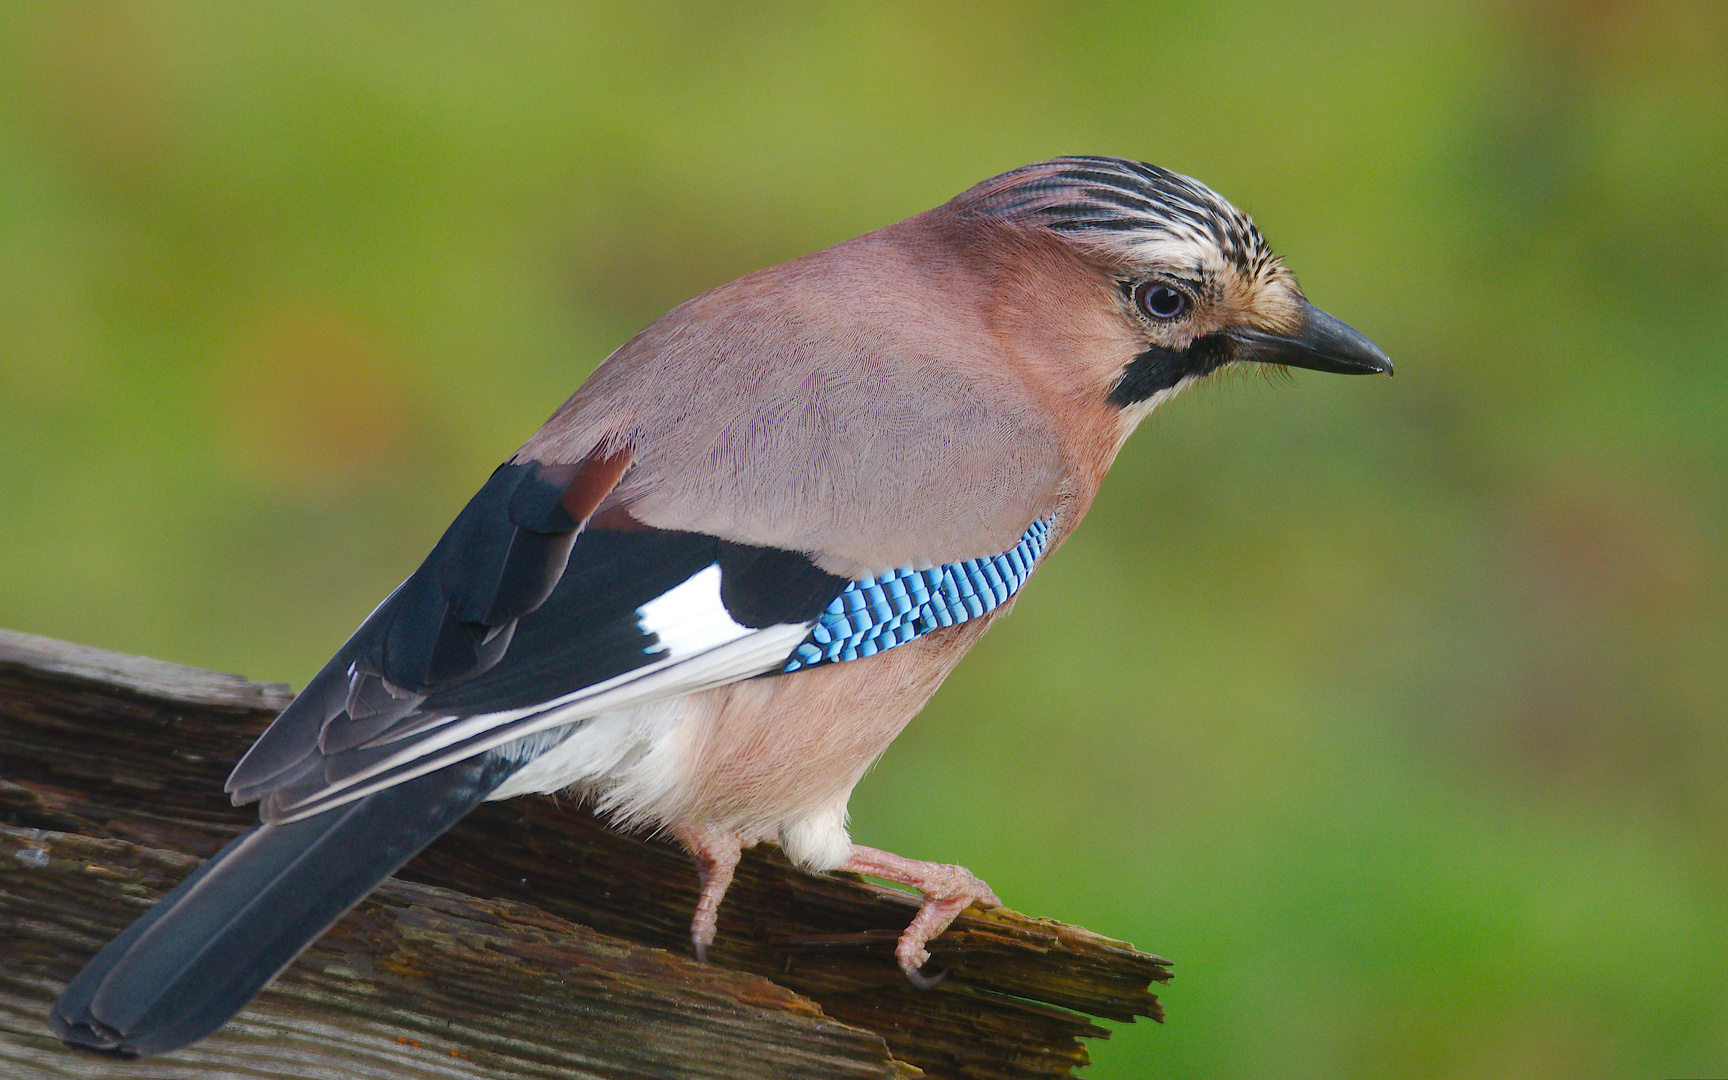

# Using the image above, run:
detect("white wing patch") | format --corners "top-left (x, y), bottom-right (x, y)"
top-left (637, 564), bottom-right (754, 657)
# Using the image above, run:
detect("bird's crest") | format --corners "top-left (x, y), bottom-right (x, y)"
top-left (955, 156), bottom-right (1281, 285)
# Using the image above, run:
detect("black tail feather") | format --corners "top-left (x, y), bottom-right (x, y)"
top-left (49, 753), bottom-right (513, 1058)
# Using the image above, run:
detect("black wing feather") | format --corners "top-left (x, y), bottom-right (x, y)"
top-left (228, 461), bottom-right (581, 799)
top-left (372, 461), bottom-right (579, 693)
top-left (228, 460), bottom-right (849, 819)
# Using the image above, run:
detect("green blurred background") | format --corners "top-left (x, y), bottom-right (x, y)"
top-left (3, 2), bottom-right (1725, 1076)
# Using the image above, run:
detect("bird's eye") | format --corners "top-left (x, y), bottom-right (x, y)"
top-left (1134, 282), bottom-right (1191, 321)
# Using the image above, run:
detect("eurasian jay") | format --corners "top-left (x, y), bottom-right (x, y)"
top-left (50, 156), bottom-right (1391, 1057)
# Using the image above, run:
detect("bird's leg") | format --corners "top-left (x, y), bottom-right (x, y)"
top-left (841, 845), bottom-right (1002, 987)
top-left (671, 823), bottom-right (743, 962)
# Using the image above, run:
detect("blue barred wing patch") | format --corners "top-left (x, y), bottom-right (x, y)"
top-left (783, 517), bottom-right (1054, 672)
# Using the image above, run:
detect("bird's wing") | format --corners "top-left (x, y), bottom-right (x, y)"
top-left (228, 228), bottom-right (1083, 826)
top-left (225, 451), bottom-right (850, 823)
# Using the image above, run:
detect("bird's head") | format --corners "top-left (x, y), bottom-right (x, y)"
top-left (952, 156), bottom-right (1392, 416)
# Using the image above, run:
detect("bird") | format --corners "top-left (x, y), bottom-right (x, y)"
top-left (49, 156), bottom-right (1391, 1057)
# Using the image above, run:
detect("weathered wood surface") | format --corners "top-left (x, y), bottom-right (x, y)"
top-left (0, 629), bottom-right (1170, 1078)
top-left (0, 826), bottom-right (903, 1080)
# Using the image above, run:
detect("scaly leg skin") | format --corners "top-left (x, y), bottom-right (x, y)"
top-left (671, 823), bottom-right (744, 963)
top-left (842, 845), bottom-right (1003, 988)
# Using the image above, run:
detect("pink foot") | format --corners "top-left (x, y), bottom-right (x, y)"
top-left (841, 845), bottom-right (1002, 985)
top-left (671, 824), bottom-right (744, 962)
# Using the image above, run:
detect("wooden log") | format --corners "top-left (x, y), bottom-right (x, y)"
top-left (0, 826), bottom-right (904, 1080)
top-left (0, 629), bottom-right (1171, 1078)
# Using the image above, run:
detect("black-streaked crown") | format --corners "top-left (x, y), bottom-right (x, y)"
top-left (954, 156), bottom-right (1279, 284)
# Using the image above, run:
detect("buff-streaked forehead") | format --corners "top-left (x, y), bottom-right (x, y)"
top-left (952, 156), bottom-right (1287, 289)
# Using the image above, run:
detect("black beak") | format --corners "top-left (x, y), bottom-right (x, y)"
top-left (1226, 302), bottom-right (1393, 376)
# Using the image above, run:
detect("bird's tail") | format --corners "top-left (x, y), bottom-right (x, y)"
top-left (48, 753), bottom-right (513, 1058)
